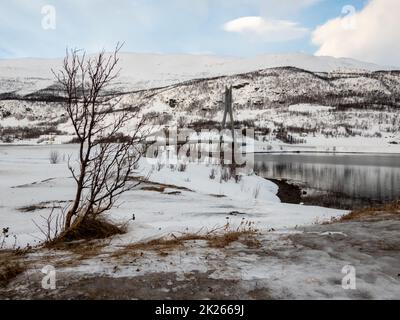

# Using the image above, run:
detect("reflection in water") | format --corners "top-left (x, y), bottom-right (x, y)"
top-left (254, 153), bottom-right (400, 208)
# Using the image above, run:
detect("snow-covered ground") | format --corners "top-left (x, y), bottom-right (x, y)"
top-left (0, 144), bottom-right (344, 249)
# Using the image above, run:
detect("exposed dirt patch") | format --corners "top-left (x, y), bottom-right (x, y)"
top-left (209, 194), bottom-right (227, 198)
top-left (12, 178), bottom-right (57, 189)
top-left (18, 201), bottom-right (69, 213)
top-left (135, 179), bottom-right (193, 193)
top-left (165, 191), bottom-right (182, 195)
top-left (268, 178), bottom-right (302, 204)
top-left (18, 204), bottom-right (48, 213)
top-left (140, 186), bottom-right (184, 195)
top-left (141, 186), bottom-right (167, 193)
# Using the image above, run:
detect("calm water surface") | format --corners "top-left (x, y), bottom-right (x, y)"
top-left (254, 153), bottom-right (400, 209)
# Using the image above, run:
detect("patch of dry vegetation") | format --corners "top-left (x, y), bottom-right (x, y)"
top-left (141, 186), bottom-right (167, 193)
top-left (0, 251), bottom-right (26, 287)
top-left (113, 220), bottom-right (260, 258)
top-left (338, 200), bottom-right (400, 222)
top-left (47, 216), bottom-right (126, 247)
top-left (18, 201), bottom-right (67, 213)
top-left (134, 178), bottom-right (193, 193)
top-left (46, 240), bottom-right (110, 269)
top-left (18, 204), bottom-right (48, 213)
top-left (140, 185), bottom-right (184, 195)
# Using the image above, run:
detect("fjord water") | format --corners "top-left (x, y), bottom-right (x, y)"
top-left (254, 153), bottom-right (400, 209)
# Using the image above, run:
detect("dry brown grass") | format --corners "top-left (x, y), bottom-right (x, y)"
top-left (113, 221), bottom-right (260, 258)
top-left (49, 241), bottom-right (109, 269)
top-left (33, 216), bottom-right (127, 269)
top-left (0, 250), bottom-right (26, 287)
top-left (338, 200), bottom-right (400, 222)
top-left (48, 216), bottom-right (125, 247)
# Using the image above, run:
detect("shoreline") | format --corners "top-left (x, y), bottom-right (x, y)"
top-left (266, 178), bottom-right (302, 205)
top-left (254, 150), bottom-right (400, 155)
top-left (264, 176), bottom-right (394, 210)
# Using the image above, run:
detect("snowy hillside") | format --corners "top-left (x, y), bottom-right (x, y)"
top-left (0, 52), bottom-right (391, 96)
top-left (0, 53), bottom-right (399, 151)
top-left (120, 67), bottom-right (400, 151)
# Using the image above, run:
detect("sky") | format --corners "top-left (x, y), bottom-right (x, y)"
top-left (1, 0), bottom-right (399, 66)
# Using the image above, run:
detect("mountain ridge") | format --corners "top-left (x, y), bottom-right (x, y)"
top-left (0, 53), bottom-right (396, 97)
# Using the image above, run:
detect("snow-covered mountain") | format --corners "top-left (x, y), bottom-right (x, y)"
top-left (0, 52), bottom-right (392, 96)
top-left (0, 53), bottom-right (399, 149)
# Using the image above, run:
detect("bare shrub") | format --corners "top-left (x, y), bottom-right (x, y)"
top-left (220, 167), bottom-right (231, 183)
top-left (54, 215), bottom-right (125, 244)
top-left (177, 163), bottom-right (187, 172)
top-left (49, 150), bottom-right (60, 164)
top-left (0, 227), bottom-right (18, 250)
top-left (1, 227), bottom-right (10, 249)
top-left (234, 174), bottom-right (242, 184)
top-left (155, 161), bottom-right (164, 171)
top-left (32, 207), bottom-right (66, 245)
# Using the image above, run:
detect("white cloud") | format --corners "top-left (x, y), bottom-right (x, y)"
top-left (223, 0), bottom-right (319, 43)
top-left (312, 0), bottom-right (400, 67)
top-left (223, 16), bottom-right (308, 42)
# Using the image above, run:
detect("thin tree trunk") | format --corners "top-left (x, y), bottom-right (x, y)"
top-left (65, 157), bottom-right (86, 229)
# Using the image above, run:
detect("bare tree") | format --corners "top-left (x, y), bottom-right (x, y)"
top-left (54, 44), bottom-right (149, 232)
